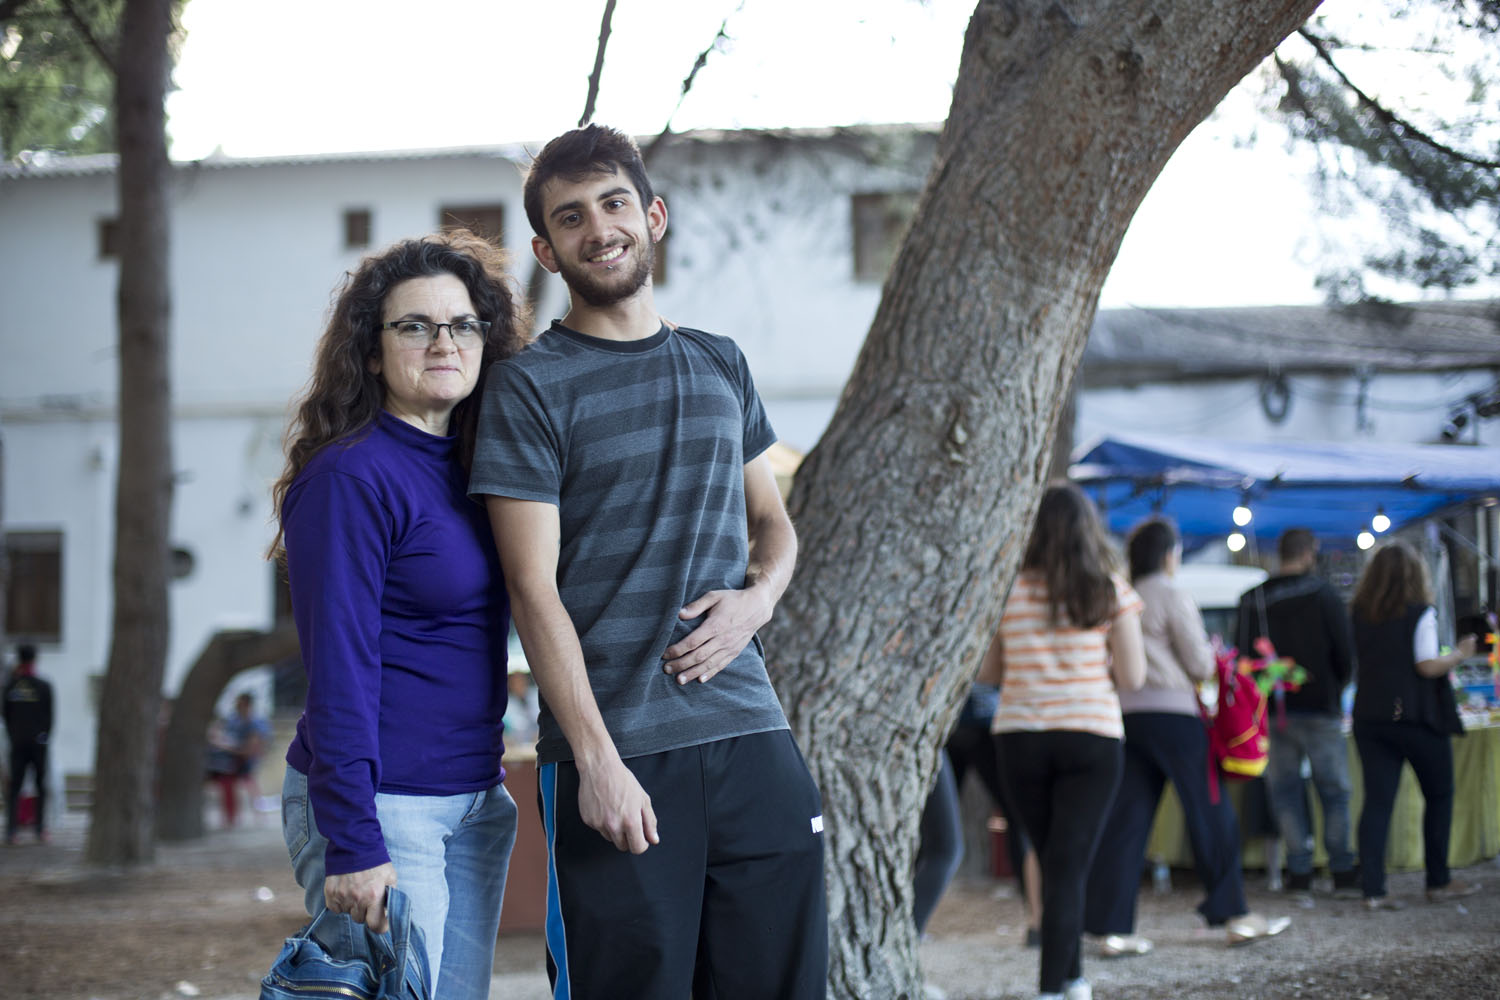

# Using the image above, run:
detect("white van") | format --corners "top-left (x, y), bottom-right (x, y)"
top-left (1175, 563), bottom-right (1268, 644)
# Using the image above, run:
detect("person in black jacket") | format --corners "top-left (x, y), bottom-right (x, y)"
top-left (4, 643), bottom-right (54, 844)
top-left (1235, 529), bottom-right (1357, 894)
top-left (1349, 542), bottom-right (1479, 909)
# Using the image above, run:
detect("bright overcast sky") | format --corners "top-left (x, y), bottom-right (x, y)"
top-left (164, 0), bottom-right (1445, 310)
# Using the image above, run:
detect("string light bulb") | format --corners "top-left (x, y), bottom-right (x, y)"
top-left (1232, 503), bottom-right (1253, 527)
top-left (1357, 528), bottom-right (1375, 550)
top-left (1372, 507), bottom-right (1390, 533)
top-left (1227, 532), bottom-right (1247, 553)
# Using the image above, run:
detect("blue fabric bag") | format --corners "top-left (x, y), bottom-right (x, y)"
top-left (259, 886), bottom-right (432, 1000)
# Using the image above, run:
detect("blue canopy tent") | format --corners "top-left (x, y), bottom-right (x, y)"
top-left (1071, 432), bottom-right (1500, 550)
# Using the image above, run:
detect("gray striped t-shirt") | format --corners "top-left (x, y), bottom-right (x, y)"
top-left (469, 321), bottom-right (789, 764)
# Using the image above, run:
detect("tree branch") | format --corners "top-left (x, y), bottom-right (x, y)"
top-left (57, 0), bottom-right (117, 76)
top-left (642, 0), bottom-right (744, 164)
top-left (527, 0), bottom-right (745, 317)
top-left (1298, 26), bottom-right (1500, 170)
top-left (578, 0), bottom-right (617, 127)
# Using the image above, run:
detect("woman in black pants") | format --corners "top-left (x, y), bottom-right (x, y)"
top-left (1084, 519), bottom-right (1288, 952)
top-left (977, 484), bottom-right (1146, 1000)
top-left (1350, 542), bottom-right (1479, 909)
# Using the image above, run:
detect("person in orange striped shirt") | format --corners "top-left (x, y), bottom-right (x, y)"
top-left (978, 483), bottom-right (1146, 1000)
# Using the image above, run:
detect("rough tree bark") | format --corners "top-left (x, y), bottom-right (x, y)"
top-left (85, 0), bottom-right (173, 866)
top-left (156, 625), bottom-right (299, 841)
top-left (761, 2), bottom-right (1323, 996)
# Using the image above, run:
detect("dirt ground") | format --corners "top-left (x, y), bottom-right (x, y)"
top-left (3, 810), bottom-right (1498, 1000)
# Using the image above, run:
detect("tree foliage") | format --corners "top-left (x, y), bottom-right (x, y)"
top-left (0, 0), bottom-right (120, 159)
top-left (1266, 0), bottom-right (1500, 299)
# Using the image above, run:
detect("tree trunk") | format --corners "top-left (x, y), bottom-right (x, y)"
top-left (85, 0), bottom-right (174, 867)
top-left (156, 626), bottom-right (299, 841)
top-left (762, 2), bottom-right (1323, 996)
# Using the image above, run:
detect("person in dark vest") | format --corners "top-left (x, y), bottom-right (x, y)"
top-left (4, 643), bottom-right (54, 844)
top-left (1349, 541), bottom-right (1480, 909)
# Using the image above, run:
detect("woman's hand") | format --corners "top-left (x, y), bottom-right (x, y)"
top-left (324, 862), bottom-right (398, 933)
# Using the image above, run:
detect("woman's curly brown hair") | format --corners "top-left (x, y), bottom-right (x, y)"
top-left (269, 230), bottom-right (530, 557)
top-left (1351, 540), bottom-right (1434, 625)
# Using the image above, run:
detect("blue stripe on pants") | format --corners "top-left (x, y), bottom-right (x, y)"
top-left (539, 762), bottom-right (571, 999)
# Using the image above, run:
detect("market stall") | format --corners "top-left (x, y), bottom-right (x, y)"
top-left (1147, 717), bottom-right (1500, 874)
top-left (1072, 432), bottom-right (1500, 549)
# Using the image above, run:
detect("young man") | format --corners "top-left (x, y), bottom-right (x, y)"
top-left (470, 125), bottom-right (827, 999)
top-left (1235, 528), bottom-right (1358, 895)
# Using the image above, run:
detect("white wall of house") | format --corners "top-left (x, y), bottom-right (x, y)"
top-left (1, 151), bottom-right (543, 779)
top-left (2, 131), bottom-right (1491, 783)
top-left (1, 134), bottom-right (930, 780)
top-left (1077, 370), bottom-right (1500, 449)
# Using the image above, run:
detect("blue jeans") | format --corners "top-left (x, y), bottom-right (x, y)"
top-left (1265, 712), bottom-right (1355, 876)
top-left (913, 751), bottom-right (963, 933)
top-left (281, 767), bottom-right (518, 1000)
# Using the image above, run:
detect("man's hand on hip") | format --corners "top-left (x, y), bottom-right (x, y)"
top-left (662, 586), bottom-right (773, 684)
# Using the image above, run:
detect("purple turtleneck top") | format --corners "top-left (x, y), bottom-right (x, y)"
top-left (283, 411), bottom-right (509, 875)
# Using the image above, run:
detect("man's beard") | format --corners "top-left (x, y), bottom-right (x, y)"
top-left (557, 237), bottom-right (656, 308)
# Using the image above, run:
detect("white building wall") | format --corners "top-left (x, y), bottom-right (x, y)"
top-left (3, 135), bottom-right (1492, 783)
top-left (1077, 371), bottom-right (1500, 449)
top-left (2, 153), bottom-right (539, 780)
top-left (2, 140), bottom-right (909, 781)
top-left (2, 420), bottom-right (114, 778)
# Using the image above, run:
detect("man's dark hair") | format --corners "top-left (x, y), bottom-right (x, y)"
top-left (1278, 528), bottom-right (1319, 565)
top-left (16, 643), bottom-right (37, 664)
top-left (523, 124), bottom-right (654, 241)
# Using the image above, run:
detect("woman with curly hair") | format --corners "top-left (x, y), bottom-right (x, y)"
top-left (270, 231), bottom-right (529, 1000)
top-left (979, 482), bottom-right (1146, 1000)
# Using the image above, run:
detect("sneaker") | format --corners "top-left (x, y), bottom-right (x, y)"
top-left (1331, 867), bottom-right (1361, 899)
top-left (1093, 933), bottom-right (1154, 957)
top-left (1063, 978), bottom-right (1093, 1000)
top-left (1284, 871), bottom-right (1313, 893)
top-left (1363, 895), bottom-right (1405, 911)
top-left (1226, 912), bottom-right (1291, 945)
top-left (1426, 880), bottom-right (1480, 903)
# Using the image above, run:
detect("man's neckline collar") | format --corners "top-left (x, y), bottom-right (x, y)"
top-left (549, 319), bottom-right (671, 354)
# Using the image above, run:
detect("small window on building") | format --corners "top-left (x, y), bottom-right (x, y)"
top-left (98, 217), bottom-right (120, 259)
top-left (439, 204), bottom-right (505, 246)
top-left (4, 530), bottom-right (63, 642)
top-left (851, 191), bottom-right (919, 283)
top-left (343, 208), bottom-right (372, 249)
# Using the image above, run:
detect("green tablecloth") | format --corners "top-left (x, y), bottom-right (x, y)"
top-left (1146, 723), bottom-right (1500, 872)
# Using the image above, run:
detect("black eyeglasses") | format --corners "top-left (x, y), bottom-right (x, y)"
top-left (381, 319), bottom-right (490, 348)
